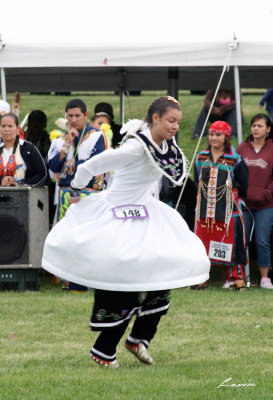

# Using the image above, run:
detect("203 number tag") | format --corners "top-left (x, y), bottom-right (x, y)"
top-left (112, 204), bottom-right (149, 220)
top-left (209, 241), bottom-right (233, 262)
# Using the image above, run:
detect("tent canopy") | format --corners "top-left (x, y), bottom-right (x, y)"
top-left (1, 0), bottom-right (273, 92)
top-left (1, 42), bottom-right (273, 92)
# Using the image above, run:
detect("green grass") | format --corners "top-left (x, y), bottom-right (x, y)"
top-left (0, 277), bottom-right (273, 400)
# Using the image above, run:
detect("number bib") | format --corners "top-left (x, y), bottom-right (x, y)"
top-left (208, 241), bottom-right (233, 262)
top-left (112, 204), bottom-right (149, 220)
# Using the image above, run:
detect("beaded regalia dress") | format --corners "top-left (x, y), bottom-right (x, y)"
top-left (194, 145), bottom-right (248, 281)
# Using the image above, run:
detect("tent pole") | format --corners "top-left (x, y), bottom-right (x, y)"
top-left (1, 68), bottom-right (7, 101)
top-left (119, 69), bottom-right (126, 126)
top-left (119, 90), bottom-right (124, 126)
top-left (168, 68), bottom-right (179, 140)
top-left (167, 68), bottom-right (179, 100)
top-left (234, 66), bottom-right (243, 144)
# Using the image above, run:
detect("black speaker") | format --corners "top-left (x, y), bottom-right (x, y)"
top-left (0, 186), bottom-right (49, 269)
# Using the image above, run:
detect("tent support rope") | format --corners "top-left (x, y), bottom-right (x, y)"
top-left (175, 44), bottom-right (236, 211)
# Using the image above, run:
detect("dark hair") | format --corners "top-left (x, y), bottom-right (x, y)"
top-left (65, 99), bottom-right (87, 114)
top-left (145, 96), bottom-right (181, 125)
top-left (28, 110), bottom-right (47, 126)
top-left (94, 102), bottom-right (114, 120)
top-left (0, 112), bottom-right (20, 156)
top-left (246, 113), bottom-right (272, 141)
top-left (0, 112), bottom-right (19, 127)
top-left (90, 113), bottom-right (111, 123)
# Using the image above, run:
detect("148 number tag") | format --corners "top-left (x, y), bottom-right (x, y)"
top-left (112, 204), bottom-right (149, 220)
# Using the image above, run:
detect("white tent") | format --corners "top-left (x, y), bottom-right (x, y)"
top-left (1, 41), bottom-right (273, 93)
top-left (1, 0), bottom-right (273, 94)
top-left (1, 0), bottom-right (273, 135)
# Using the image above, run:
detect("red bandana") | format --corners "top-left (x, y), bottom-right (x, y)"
top-left (209, 121), bottom-right (232, 138)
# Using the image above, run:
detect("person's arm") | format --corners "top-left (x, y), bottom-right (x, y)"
top-left (218, 100), bottom-right (236, 114)
top-left (71, 138), bottom-right (143, 189)
top-left (204, 90), bottom-right (223, 115)
top-left (264, 163), bottom-right (273, 200)
top-left (22, 143), bottom-right (48, 186)
top-left (194, 158), bottom-right (201, 189)
top-left (47, 138), bottom-right (67, 173)
top-left (204, 90), bottom-right (214, 109)
top-left (259, 89), bottom-right (273, 107)
top-left (264, 182), bottom-right (273, 201)
top-left (233, 158), bottom-right (249, 201)
top-left (218, 90), bottom-right (237, 114)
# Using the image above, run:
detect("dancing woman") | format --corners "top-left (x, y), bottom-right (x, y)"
top-left (42, 96), bottom-right (210, 367)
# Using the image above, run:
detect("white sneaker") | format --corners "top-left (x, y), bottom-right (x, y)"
top-left (260, 277), bottom-right (273, 289)
top-left (222, 280), bottom-right (234, 289)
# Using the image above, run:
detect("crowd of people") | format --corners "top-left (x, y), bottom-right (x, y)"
top-left (1, 91), bottom-right (273, 367)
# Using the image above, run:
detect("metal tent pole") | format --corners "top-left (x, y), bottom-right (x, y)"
top-left (167, 68), bottom-right (179, 100)
top-left (234, 65), bottom-right (243, 144)
top-left (119, 69), bottom-right (126, 126)
top-left (119, 90), bottom-right (124, 126)
top-left (168, 68), bottom-right (179, 141)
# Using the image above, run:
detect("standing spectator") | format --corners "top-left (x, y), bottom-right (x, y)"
top-left (25, 110), bottom-right (51, 160)
top-left (237, 113), bottom-right (273, 289)
top-left (94, 102), bottom-right (123, 148)
top-left (194, 121), bottom-right (248, 290)
top-left (25, 110), bottom-right (55, 225)
top-left (47, 98), bottom-right (109, 291)
top-left (259, 89), bottom-right (273, 122)
top-left (192, 89), bottom-right (241, 139)
top-left (0, 100), bottom-right (11, 141)
top-left (0, 113), bottom-right (47, 186)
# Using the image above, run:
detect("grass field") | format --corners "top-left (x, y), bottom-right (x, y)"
top-left (1, 90), bottom-right (273, 399)
top-left (0, 277), bottom-right (273, 400)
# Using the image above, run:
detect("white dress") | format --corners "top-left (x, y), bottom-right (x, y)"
top-left (42, 128), bottom-right (210, 291)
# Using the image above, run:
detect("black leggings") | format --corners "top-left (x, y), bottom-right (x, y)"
top-left (93, 313), bottom-right (162, 358)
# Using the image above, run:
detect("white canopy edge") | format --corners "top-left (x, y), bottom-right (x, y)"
top-left (1, 42), bottom-right (273, 68)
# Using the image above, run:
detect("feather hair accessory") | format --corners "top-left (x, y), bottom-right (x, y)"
top-left (120, 119), bottom-right (147, 135)
top-left (55, 117), bottom-right (69, 131)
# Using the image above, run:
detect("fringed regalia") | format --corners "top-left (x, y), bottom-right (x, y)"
top-left (195, 146), bottom-right (247, 269)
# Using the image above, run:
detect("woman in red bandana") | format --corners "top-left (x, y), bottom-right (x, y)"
top-left (0, 113), bottom-right (47, 187)
top-left (194, 121), bottom-right (249, 290)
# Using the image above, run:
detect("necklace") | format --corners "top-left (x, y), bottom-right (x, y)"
top-left (195, 158), bottom-right (233, 233)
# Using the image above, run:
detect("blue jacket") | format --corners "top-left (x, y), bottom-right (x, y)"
top-left (259, 89), bottom-right (273, 114)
